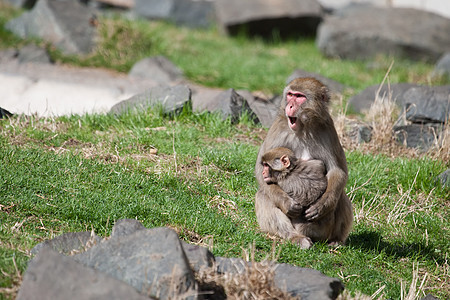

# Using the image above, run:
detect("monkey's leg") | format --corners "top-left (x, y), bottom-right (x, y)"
top-left (255, 189), bottom-right (312, 249)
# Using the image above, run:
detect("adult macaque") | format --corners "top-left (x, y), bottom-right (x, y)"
top-left (255, 77), bottom-right (353, 249)
top-left (261, 147), bottom-right (327, 209)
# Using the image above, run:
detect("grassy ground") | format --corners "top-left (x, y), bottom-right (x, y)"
top-left (0, 4), bottom-right (449, 299)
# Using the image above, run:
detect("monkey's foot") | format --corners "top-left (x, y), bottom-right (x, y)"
top-left (291, 236), bottom-right (313, 249)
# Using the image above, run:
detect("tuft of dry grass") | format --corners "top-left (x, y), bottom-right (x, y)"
top-left (335, 62), bottom-right (449, 162)
top-left (196, 244), bottom-right (299, 300)
top-left (0, 256), bottom-right (22, 300)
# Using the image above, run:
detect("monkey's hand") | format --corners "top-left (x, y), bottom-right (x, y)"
top-left (266, 184), bottom-right (303, 217)
top-left (304, 192), bottom-right (336, 221)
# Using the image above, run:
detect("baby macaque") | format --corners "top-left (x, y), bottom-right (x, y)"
top-left (261, 147), bottom-right (327, 212)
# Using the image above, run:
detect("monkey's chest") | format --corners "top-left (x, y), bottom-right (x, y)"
top-left (299, 148), bottom-right (312, 160)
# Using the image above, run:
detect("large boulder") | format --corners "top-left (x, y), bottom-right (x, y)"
top-left (23, 219), bottom-right (346, 299)
top-left (128, 56), bottom-right (184, 84)
top-left (317, 6), bottom-right (450, 62)
top-left (5, 0), bottom-right (98, 55)
top-left (133, 0), bottom-right (215, 28)
top-left (432, 52), bottom-right (450, 79)
top-left (402, 86), bottom-right (450, 124)
top-left (214, 0), bottom-right (324, 37)
top-left (109, 85), bottom-right (192, 115)
top-left (348, 83), bottom-right (420, 114)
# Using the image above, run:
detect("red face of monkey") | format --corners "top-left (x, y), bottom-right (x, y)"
top-left (285, 90), bottom-right (307, 131)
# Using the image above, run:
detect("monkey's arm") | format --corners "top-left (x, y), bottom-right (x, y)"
top-left (265, 184), bottom-right (303, 217)
top-left (304, 167), bottom-right (347, 221)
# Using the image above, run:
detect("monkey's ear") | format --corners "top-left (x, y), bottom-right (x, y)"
top-left (280, 155), bottom-right (290, 168)
top-left (320, 86), bottom-right (330, 103)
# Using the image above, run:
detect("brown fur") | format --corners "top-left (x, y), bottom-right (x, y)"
top-left (254, 77), bottom-right (353, 249)
top-left (261, 147), bottom-right (327, 209)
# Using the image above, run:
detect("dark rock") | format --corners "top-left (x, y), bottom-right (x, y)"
top-left (432, 52), bottom-right (450, 79)
top-left (111, 218), bottom-right (146, 238)
top-left (394, 124), bottom-right (443, 151)
top-left (436, 169), bottom-right (450, 188)
top-left (17, 247), bottom-right (151, 300)
top-left (215, 256), bottom-right (250, 274)
top-left (129, 56), bottom-right (184, 84)
top-left (74, 227), bottom-right (198, 299)
top-left (171, 0), bottom-right (215, 28)
top-left (191, 85), bottom-right (225, 113)
top-left (31, 231), bottom-right (102, 256)
top-left (180, 241), bottom-right (215, 273)
top-left (237, 89), bottom-right (278, 128)
top-left (286, 70), bottom-right (346, 95)
top-left (110, 85), bottom-right (192, 115)
top-left (17, 44), bottom-right (52, 64)
top-left (215, 257), bottom-right (343, 299)
top-left (4, 0), bottom-right (36, 9)
top-left (133, 0), bottom-right (215, 28)
top-left (347, 123), bottom-right (373, 144)
top-left (0, 107), bottom-right (13, 119)
top-left (274, 263), bottom-right (344, 300)
top-left (317, 6), bottom-right (450, 62)
top-left (214, 0), bottom-right (323, 38)
top-left (0, 48), bottom-right (18, 64)
top-left (403, 86), bottom-right (450, 124)
top-left (420, 294), bottom-right (441, 300)
top-left (94, 0), bottom-right (134, 9)
top-left (6, 0), bottom-right (98, 55)
top-left (191, 87), bottom-right (259, 124)
top-left (348, 83), bottom-right (420, 114)
top-left (215, 88), bottom-right (259, 124)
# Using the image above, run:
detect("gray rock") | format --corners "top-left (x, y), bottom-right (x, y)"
top-left (17, 247), bottom-right (151, 300)
top-left (191, 87), bottom-right (259, 123)
top-left (394, 124), bottom-right (443, 150)
top-left (129, 56), bottom-right (184, 84)
top-left (214, 0), bottom-right (323, 37)
top-left (17, 44), bottom-right (52, 64)
top-left (215, 257), bottom-right (344, 299)
top-left (3, 0), bottom-right (36, 9)
top-left (133, 0), bottom-right (215, 28)
top-left (421, 294), bottom-right (441, 300)
top-left (317, 6), bottom-right (450, 62)
top-left (94, 0), bottom-right (134, 9)
top-left (171, 0), bottom-right (215, 28)
top-left (6, 0), bottom-right (98, 55)
top-left (436, 169), bottom-right (450, 188)
top-left (215, 256), bottom-right (250, 274)
top-left (274, 263), bottom-right (344, 300)
top-left (403, 86), bottom-right (450, 124)
top-left (110, 84), bottom-right (192, 115)
top-left (347, 123), bottom-right (373, 144)
top-left (237, 89), bottom-right (278, 128)
top-left (215, 88), bottom-right (259, 124)
top-left (31, 231), bottom-right (102, 256)
top-left (348, 83), bottom-right (420, 114)
top-left (432, 52), bottom-right (450, 79)
top-left (74, 227), bottom-right (198, 299)
top-left (0, 107), bottom-right (13, 119)
top-left (287, 70), bottom-right (347, 95)
top-left (111, 218), bottom-right (146, 238)
top-left (180, 241), bottom-right (215, 273)
top-left (191, 85), bottom-right (225, 113)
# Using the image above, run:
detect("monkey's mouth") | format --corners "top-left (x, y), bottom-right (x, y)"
top-left (288, 116), bottom-right (298, 129)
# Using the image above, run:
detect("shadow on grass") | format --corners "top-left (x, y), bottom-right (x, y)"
top-left (347, 230), bottom-right (444, 264)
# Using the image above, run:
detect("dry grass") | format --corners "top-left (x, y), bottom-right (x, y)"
top-left (335, 62), bottom-right (448, 162)
top-left (196, 244), bottom-right (299, 300)
top-left (0, 256), bottom-right (22, 300)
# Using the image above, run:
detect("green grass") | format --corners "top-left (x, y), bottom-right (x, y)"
top-left (1, 110), bottom-right (448, 299)
top-left (0, 4), bottom-right (449, 299)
